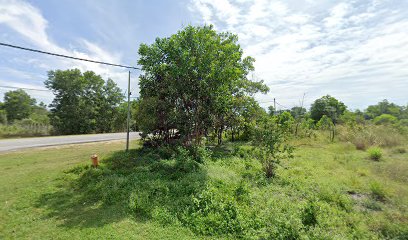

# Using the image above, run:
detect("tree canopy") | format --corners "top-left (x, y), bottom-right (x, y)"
top-left (365, 99), bottom-right (403, 119)
top-left (310, 95), bottom-right (346, 123)
top-left (136, 25), bottom-right (268, 145)
top-left (45, 69), bottom-right (123, 134)
top-left (3, 89), bottom-right (36, 122)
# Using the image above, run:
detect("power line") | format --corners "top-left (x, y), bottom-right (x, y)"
top-left (0, 42), bottom-right (140, 70)
top-left (276, 101), bottom-right (289, 109)
top-left (258, 99), bottom-right (291, 109)
top-left (259, 99), bottom-right (274, 104)
top-left (0, 85), bottom-right (51, 92)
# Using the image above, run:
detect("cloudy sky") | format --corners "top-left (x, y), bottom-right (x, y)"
top-left (0, 0), bottom-right (407, 110)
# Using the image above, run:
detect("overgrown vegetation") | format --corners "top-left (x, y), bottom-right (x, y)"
top-left (0, 70), bottom-right (137, 138)
top-left (2, 24), bottom-right (408, 239)
top-left (2, 136), bottom-right (407, 239)
top-left (0, 90), bottom-right (51, 138)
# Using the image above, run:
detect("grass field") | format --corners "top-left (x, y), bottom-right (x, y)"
top-left (1, 137), bottom-right (407, 239)
top-left (0, 141), bottom-right (200, 239)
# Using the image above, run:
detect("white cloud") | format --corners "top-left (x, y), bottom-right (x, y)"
top-left (189, 0), bottom-right (408, 109)
top-left (0, 0), bottom-right (131, 103)
top-left (0, 0), bottom-right (50, 48)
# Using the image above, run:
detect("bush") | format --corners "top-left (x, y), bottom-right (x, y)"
top-left (181, 186), bottom-right (244, 236)
top-left (373, 114), bottom-right (398, 125)
top-left (367, 147), bottom-right (382, 161)
top-left (370, 181), bottom-right (387, 201)
top-left (301, 201), bottom-right (319, 227)
top-left (252, 116), bottom-right (294, 178)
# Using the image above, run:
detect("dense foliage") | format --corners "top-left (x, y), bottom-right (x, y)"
top-left (1, 24), bottom-right (408, 240)
top-left (45, 69), bottom-right (124, 134)
top-left (0, 90), bottom-right (51, 137)
top-left (310, 95), bottom-right (346, 123)
top-left (136, 25), bottom-right (268, 145)
top-left (3, 89), bottom-right (36, 122)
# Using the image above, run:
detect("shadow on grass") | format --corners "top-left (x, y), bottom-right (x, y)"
top-left (36, 146), bottom-right (208, 228)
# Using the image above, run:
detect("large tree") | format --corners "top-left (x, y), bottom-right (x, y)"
top-left (310, 95), bottom-right (346, 123)
top-left (3, 89), bottom-right (36, 122)
top-left (45, 69), bottom-right (123, 134)
top-left (136, 25), bottom-right (268, 145)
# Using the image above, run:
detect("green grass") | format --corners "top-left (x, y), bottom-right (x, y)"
top-left (1, 138), bottom-right (408, 239)
top-left (0, 141), bottom-right (201, 239)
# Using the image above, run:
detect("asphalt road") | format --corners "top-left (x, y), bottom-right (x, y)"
top-left (0, 132), bottom-right (141, 152)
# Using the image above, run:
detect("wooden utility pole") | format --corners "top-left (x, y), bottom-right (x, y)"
top-left (126, 71), bottom-right (131, 152)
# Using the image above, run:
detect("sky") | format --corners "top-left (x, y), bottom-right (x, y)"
top-left (0, 0), bottom-right (407, 111)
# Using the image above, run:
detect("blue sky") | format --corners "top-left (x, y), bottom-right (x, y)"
top-left (0, 0), bottom-right (407, 110)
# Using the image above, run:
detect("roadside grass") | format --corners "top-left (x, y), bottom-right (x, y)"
top-left (1, 137), bottom-right (407, 239)
top-left (0, 141), bottom-right (200, 239)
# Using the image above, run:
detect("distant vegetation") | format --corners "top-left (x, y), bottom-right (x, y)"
top-left (45, 69), bottom-right (126, 134)
top-left (0, 70), bottom-right (136, 138)
top-left (0, 89), bottom-right (50, 138)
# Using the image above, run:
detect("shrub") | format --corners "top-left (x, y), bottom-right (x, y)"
top-left (181, 187), bottom-right (244, 236)
top-left (317, 115), bottom-right (335, 141)
top-left (187, 145), bottom-right (211, 163)
top-left (367, 147), bottom-right (382, 161)
top-left (252, 116), bottom-right (294, 178)
top-left (373, 114), bottom-right (398, 125)
top-left (301, 201), bottom-right (319, 227)
top-left (370, 181), bottom-right (387, 201)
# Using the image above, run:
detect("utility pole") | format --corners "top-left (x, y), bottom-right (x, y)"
top-left (273, 98), bottom-right (276, 115)
top-left (126, 71), bottom-right (131, 152)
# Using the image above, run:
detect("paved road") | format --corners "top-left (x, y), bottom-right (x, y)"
top-left (0, 132), bottom-right (141, 152)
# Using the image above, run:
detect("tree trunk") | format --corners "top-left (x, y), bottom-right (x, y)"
top-left (218, 126), bottom-right (223, 145)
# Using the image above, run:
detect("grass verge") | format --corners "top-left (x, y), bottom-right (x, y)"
top-left (1, 138), bottom-right (407, 239)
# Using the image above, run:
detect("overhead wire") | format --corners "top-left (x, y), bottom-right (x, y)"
top-left (0, 42), bottom-right (140, 70)
top-left (0, 85), bottom-right (51, 92)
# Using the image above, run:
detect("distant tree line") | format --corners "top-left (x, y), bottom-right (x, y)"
top-left (0, 69), bottom-right (132, 136)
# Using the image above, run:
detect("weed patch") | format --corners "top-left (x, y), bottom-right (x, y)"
top-left (367, 147), bottom-right (383, 161)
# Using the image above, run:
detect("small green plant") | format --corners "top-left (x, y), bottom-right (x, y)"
top-left (367, 147), bottom-right (382, 161)
top-left (251, 116), bottom-right (294, 178)
top-left (301, 201), bottom-right (319, 227)
top-left (370, 181), bottom-right (387, 201)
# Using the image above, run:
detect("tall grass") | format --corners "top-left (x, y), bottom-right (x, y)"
top-left (0, 122), bottom-right (51, 138)
top-left (338, 124), bottom-right (406, 150)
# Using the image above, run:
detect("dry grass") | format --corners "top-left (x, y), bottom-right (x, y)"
top-left (338, 124), bottom-right (406, 150)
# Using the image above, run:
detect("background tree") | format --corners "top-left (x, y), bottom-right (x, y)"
top-left (0, 110), bottom-right (6, 125)
top-left (29, 102), bottom-right (50, 125)
top-left (45, 69), bottom-right (123, 135)
top-left (316, 115), bottom-right (335, 141)
top-left (290, 106), bottom-right (307, 136)
top-left (95, 79), bottom-right (123, 132)
top-left (373, 114), bottom-right (398, 125)
top-left (310, 95), bottom-right (346, 123)
top-left (364, 100), bottom-right (402, 119)
top-left (3, 89), bottom-right (36, 122)
top-left (268, 106), bottom-right (275, 116)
